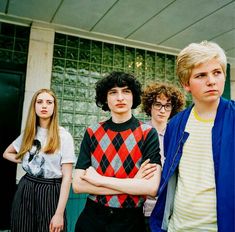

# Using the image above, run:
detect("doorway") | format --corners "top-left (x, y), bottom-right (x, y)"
top-left (0, 66), bottom-right (25, 229)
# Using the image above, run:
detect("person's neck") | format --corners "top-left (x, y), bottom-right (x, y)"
top-left (111, 111), bottom-right (132, 124)
top-left (39, 118), bottom-right (50, 129)
top-left (193, 99), bottom-right (220, 120)
top-left (151, 119), bottom-right (167, 133)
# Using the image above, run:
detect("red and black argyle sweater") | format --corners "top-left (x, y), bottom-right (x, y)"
top-left (76, 116), bottom-right (161, 208)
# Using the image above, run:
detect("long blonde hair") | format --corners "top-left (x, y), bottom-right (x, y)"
top-left (16, 89), bottom-right (60, 159)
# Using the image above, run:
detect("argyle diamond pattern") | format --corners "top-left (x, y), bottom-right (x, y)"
top-left (87, 119), bottom-right (153, 208)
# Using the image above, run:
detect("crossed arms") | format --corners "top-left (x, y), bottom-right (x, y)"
top-left (72, 159), bottom-right (161, 197)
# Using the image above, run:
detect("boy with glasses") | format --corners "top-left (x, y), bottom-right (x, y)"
top-left (141, 82), bottom-right (185, 231)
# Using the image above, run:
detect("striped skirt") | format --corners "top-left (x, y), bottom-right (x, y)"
top-left (11, 173), bottom-right (67, 232)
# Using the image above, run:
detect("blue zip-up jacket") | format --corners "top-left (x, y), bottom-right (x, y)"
top-left (150, 98), bottom-right (235, 232)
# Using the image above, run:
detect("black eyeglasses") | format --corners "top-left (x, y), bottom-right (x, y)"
top-left (152, 102), bottom-right (172, 111)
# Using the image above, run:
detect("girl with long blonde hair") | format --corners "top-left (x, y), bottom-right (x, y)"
top-left (3, 88), bottom-right (76, 232)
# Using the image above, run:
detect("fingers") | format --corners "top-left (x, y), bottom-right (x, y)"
top-left (142, 165), bottom-right (157, 179)
top-left (49, 226), bottom-right (64, 232)
top-left (141, 163), bottom-right (157, 172)
top-left (140, 159), bottom-right (150, 167)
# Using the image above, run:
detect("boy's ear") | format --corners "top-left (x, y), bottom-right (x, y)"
top-left (182, 84), bottom-right (191, 93)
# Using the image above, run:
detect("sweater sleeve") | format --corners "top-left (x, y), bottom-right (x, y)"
top-left (142, 127), bottom-right (161, 166)
top-left (75, 129), bottom-right (91, 169)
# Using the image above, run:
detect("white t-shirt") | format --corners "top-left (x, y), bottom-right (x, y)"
top-left (13, 126), bottom-right (76, 179)
top-left (144, 121), bottom-right (165, 217)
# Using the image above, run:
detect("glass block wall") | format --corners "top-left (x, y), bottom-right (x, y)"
top-left (51, 33), bottom-right (188, 156)
top-left (0, 23), bottom-right (30, 65)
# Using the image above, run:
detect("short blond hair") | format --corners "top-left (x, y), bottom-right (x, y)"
top-left (176, 41), bottom-right (227, 86)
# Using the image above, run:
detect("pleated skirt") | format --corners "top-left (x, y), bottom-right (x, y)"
top-left (11, 173), bottom-right (66, 232)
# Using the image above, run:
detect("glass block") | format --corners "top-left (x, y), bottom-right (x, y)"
top-left (15, 25), bottom-right (30, 39)
top-left (54, 33), bottom-right (66, 45)
top-left (64, 71), bottom-right (77, 86)
top-left (78, 62), bottom-right (90, 75)
top-left (146, 51), bottom-right (155, 65)
top-left (88, 88), bottom-right (96, 100)
top-left (99, 114), bottom-right (109, 122)
top-left (77, 74), bottom-right (90, 87)
top-left (63, 85), bottom-right (76, 99)
top-left (103, 52), bottom-right (113, 66)
top-left (13, 52), bottom-right (28, 64)
top-left (62, 124), bottom-right (74, 136)
top-left (135, 50), bottom-right (145, 69)
top-left (76, 86), bottom-right (89, 99)
top-left (87, 102), bottom-right (98, 113)
top-left (0, 49), bottom-right (12, 62)
top-left (54, 45), bottom-right (66, 58)
top-left (65, 60), bottom-right (77, 70)
top-left (74, 139), bottom-right (82, 155)
top-left (145, 52), bottom-right (155, 76)
top-left (74, 114), bottom-right (86, 125)
top-left (125, 47), bottom-right (135, 71)
top-left (2, 36), bottom-right (14, 50)
top-left (57, 98), bottom-right (62, 111)
top-left (0, 23), bottom-right (15, 36)
top-left (145, 74), bottom-right (156, 84)
top-left (165, 55), bottom-right (175, 76)
top-left (51, 69), bottom-right (64, 84)
top-left (62, 99), bottom-right (74, 111)
top-left (136, 75), bottom-right (145, 86)
top-left (114, 45), bottom-right (124, 68)
top-left (66, 68), bottom-right (78, 83)
top-left (156, 54), bottom-right (165, 76)
top-left (166, 75), bottom-right (175, 82)
top-left (91, 41), bottom-right (102, 54)
top-left (90, 64), bottom-right (101, 76)
top-left (66, 47), bottom-right (78, 60)
top-left (89, 71), bottom-right (101, 84)
top-left (67, 35), bottom-right (79, 48)
top-left (74, 126), bottom-right (87, 138)
top-left (86, 115), bottom-right (99, 125)
top-left (101, 65), bottom-right (113, 75)
top-left (75, 101), bottom-right (88, 113)
top-left (79, 38), bottom-right (91, 51)
top-left (53, 58), bottom-right (65, 70)
top-left (15, 39), bottom-right (28, 52)
top-left (79, 50), bottom-right (90, 62)
top-left (61, 112), bottom-right (73, 124)
top-left (91, 53), bottom-right (102, 64)
top-left (51, 84), bottom-right (63, 98)
top-left (103, 43), bottom-right (113, 66)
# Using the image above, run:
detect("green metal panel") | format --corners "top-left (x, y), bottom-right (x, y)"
top-left (66, 189), bottom-right (87, 232)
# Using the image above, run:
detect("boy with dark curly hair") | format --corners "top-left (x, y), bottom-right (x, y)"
top-left (141, 82), bottom-right (185, 231)
top-left (73, 71), bottom-right (161, 232)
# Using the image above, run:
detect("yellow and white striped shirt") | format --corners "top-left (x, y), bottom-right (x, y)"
top-left (168, 108), bottom-right (217, 232)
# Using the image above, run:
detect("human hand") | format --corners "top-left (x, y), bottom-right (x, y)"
top-left (135, 159), bottom-right (157, 179)
top-left (49, 213), bottom-right (64, 232)
top-left (81, 166), bottom-right (103, 186)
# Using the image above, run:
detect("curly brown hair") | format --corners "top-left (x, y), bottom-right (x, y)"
top-left (141, 82), bottom-right (185, 119)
